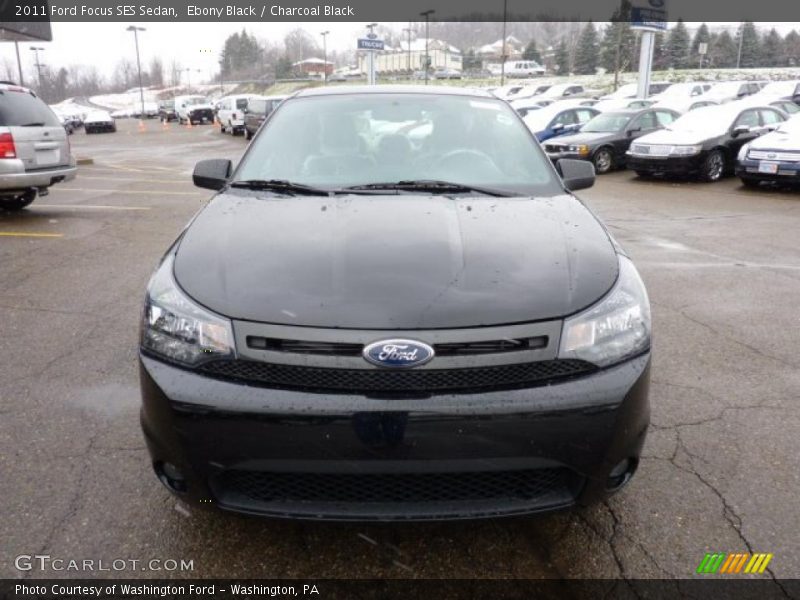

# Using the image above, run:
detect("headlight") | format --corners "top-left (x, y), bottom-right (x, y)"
top-left (569, 144), bottom-right (590, 155)
top-left (141, 254), bottom-right (235, 366)
top-left (737, 142), bottom-right (752, 161)
top-left (670, 145), bottom-right (702, 156)
top-left (559, 256), bottom-right (651, 367)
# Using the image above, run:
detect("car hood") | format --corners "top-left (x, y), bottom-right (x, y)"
top-left (174, 193), bottom-right (619, 329)
top-left (636, 128), bottom-right (713, 146)
top-left (749, 129), bottom-right (800, 151)
top-left (546, 131), bottom-right (618, 147)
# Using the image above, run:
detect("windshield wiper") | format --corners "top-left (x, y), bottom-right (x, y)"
top-left (342, 180), bottom-right (514, 197)
top-left (228, 179), bottom-right (331, 196)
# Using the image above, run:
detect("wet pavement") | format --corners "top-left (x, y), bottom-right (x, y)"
top-left (1, 118), bottom-right (798, 588)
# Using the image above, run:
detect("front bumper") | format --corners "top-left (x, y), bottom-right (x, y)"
top-left (626, 153), bottom-right (705, 176)
top-left (188, 109), bottom-right (214, 123)
top-left (139, 352), bottom-right (651, 521)
top-left (736, 159), bottom-right (800, 181)
top-left (0, 160), bottom-right (77, 192)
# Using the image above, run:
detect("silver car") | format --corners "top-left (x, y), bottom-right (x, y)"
top-left (0, 83), bottom-right (77, 211)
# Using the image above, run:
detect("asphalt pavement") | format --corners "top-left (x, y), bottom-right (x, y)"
top-left (1, 118), bottom-right (798, 589)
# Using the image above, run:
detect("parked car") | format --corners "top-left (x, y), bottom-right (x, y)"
top-left (736, 115), bottom-right (800, 187)
top-left (510, 97), bottom-right (551, 117)
top-left (139, 85), bottom-right (651, 521)
top-left (490, 84), bottom-right (531, 100)
top-left (767, 99), bottom-right (800, 115)
top-left (51, 107), bottom-right (74, 134)
top-left (131, 101), bottom-right (159, 119)
top-left (84, 110), bottom-right (117, 134)
top-left (433, 68), bottom-right (462, 80)
top-left (544, 107), bottom-right (680, 174)
top-left (158, 100), bottom-right (178, 122)
top-left (243, 95), bottom-right (287, 140)
top-left (174, 95), bottom-right (215, 125)
top-left (0, 83), bottom-right (76, 211)
top-left (648, 82), bottom-right (712, 113)
top-left (626, 103), bottom-right (787, 182)
top-left (517, 83), bottom-right (588, 103)
top-left (503, 60), bottom-right (546, 78)
top-left (596, 81), bottom-right (672, 103)
top-left (701, 81), bottom-right (764, 104)
top-left (751, 80), bottom-right (800, 104)
top-left (217, 94), bottom-right (260, 135)
top-left (522, 100), bottom-right (600, 141)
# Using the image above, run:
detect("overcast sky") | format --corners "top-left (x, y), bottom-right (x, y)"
top-left (1, 22), bottom-right (798, 83)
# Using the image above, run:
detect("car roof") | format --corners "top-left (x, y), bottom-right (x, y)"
top-left (0, 82), bottom-right (37, 96)
top-left (293, 85), bottom-right (494, 99)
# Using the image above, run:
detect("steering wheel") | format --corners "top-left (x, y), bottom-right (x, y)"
top-left (431, 149), bottom-right (500, 175)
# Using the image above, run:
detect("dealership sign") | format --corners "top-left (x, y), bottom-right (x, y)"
top-left (357, 38), bottom-right (384, 51)
top-left (630, 0), bottom-right (667, 32)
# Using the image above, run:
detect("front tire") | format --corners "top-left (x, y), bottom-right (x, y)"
top-left (700, 149), bottom-right (725, 182)
top-left (592, 147), bottom-right (614, 174)
top-left (1, 190), bottom-right (36, 211)
top-left (245, 129), bottom-right (253, 140)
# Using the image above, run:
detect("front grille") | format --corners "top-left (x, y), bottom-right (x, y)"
top-left (245, 335), bottom-right (548, 357)
top-left (749, 150), bottom-right (800, 162)
top-left (196, 358), bottom-right (596, 394)
top-left (544, 143), bottom-right (564, 153)
top-left (214, 467), bottom-right (577, 506)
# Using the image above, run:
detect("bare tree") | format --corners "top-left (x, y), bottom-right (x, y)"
top-left (149, 57), bottom-right (164, 87)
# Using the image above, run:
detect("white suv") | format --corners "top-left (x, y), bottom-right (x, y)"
top-left (0, 82), bottom-right (76, 211)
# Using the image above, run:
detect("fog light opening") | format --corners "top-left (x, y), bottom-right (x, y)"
top-left (155, 461), bottom-right (188, 493)
top-left (606, 458), bottom-right (637, 492)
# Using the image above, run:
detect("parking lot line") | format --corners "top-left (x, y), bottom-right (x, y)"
top-left (34, 204), bottom-right (151, 211)
top-left (58, 187), bottom-right (203, 196)
top-left (0, 232), bottom-right (63, 238)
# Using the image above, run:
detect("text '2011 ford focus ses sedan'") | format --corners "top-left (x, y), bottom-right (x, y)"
top-left (139, 87), bottom-right (652, 521)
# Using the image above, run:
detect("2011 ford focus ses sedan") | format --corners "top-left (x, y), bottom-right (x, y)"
top-left (139, 86), bottom-right (652, 521)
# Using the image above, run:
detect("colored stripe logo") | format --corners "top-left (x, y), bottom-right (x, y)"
top-left (696, 553), bottom-right (773, 574)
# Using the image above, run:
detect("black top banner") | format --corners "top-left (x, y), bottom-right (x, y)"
top-left (1, 0), bottom-right (800, 23)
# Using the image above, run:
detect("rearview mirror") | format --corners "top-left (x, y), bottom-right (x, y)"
top-left (558, 158), bottom-right (595, 191)
top-left (193, 159), bottom-right (232, 191)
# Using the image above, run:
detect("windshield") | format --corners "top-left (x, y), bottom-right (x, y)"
top-left (186, 97), bottom-right (208, 106)
top-left (235, 94), bottom-right (560, 194)
top-left (666, 106), bottom-right (734, 132)
top-left (581, 112), bottom-right (632, 133)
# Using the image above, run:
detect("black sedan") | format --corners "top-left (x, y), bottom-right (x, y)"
top-left (626, 103), bottom-right (788, 181)
top-left (544, 108), bottom-right (680, 174)
top-left (139, 86), bottom-right (651, 521)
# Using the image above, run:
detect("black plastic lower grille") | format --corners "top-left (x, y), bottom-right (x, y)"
top-left (215, 468), bottom-right (576, 505)
top-left (197, 358), bottom-right (596, 394)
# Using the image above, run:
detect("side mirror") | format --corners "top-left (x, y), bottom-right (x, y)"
top-left (193, 159), bottom-right (232, 191)
top-left (627, 127), bottom-right (641, 137)
top-left (558, 158), bottom-right (595, 191)
top-left (552, 123), bottom-right (565, 131)
top-left (731, 125), bottom-right (750, 138)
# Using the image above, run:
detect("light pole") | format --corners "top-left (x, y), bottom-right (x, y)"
top-left (126, 26), bottom-right (146, 120)
top-left (500, 0), bottom-right (508, 86)
top-left (402, 27), bottom-right (413, 75)
top-left (736, 22), bottom-right (744, 69)
top-left (14, 42), bottom-right (24, 86)
top-left (184, 67), bottom-right (192, 88)
top-left (30, 47), bottom-right (45, 96)
top-left (366, 23), bottom-right (378, 85)
top-left (420, 10), bottom-right (434, 84)
top-left (320, 30), bottom-right (330, 84)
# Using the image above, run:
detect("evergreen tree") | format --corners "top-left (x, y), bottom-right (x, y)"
top-left (691, 23), bottom-right (711, 68)
top-left (651, 32), bottom-right (669, 71)
top-left (736, 22), bottom-right (761, 68)
top-left (667, 19), bottom-right (690, 69)
top-left (709, 30), bottom-right (737, 68)
top-left (760, 28), bottom-right (784, 67)
top-left (522, 40), bottom-right (542, 63)
top-left (784, 30), bottom-right (800, 67)
top-left (555, 40), bottom-right (570, 75)
top-left (600, 1), bottom-right (636, 78)
top-left (573, 21), bottom-right (599, 75)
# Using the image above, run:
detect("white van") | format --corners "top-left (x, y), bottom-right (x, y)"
top-left (216, 94), bottom-right (259, 135)
top-left (504, 61), bottom-right (546, 78)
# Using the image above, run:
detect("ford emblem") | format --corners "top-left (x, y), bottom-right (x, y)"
top-left (363, 339), bottom-right (434, 368)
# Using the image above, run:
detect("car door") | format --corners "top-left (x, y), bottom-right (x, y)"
top-left (546, 110), bottom-right (579, 140)
top-left (620, 111), bottom-right (660, 155)
top-left (727, 108), bottom-right (762, 156)
top-left (759, 108), bottom-right (786, 131)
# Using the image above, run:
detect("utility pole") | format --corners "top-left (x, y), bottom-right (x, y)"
top-left (366, 23), bottom-right (378, 85)
top-left (219, 60), bottom-right (224, 92)
top-left (14, 42), bottom-right (24, 86)
top-left (320, 30), bottom-right (330, 84)
top-left (126, 26), bottom-right (146, 119)
top-left (30, 47), bottom-right (45, 97)
top-left (736, 22), bottom-right (744, 68)
top-left (420, 10), bottom-right (434, 84)
top-left (500, 0), bottom-right (508, 86)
